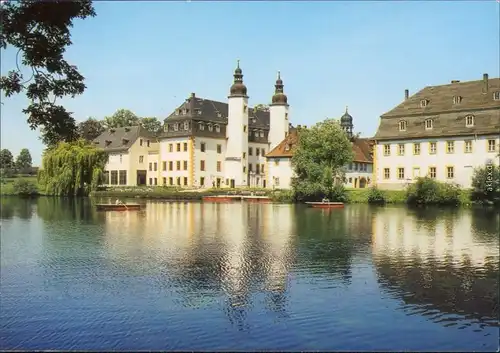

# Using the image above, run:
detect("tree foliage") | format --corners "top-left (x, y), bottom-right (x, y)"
top-left (38, 139), bottom-right (108, 196)
top-left (291, 119), bottom-right (353, 201)
top-left (0, 149), bottom-right (14, 169)
top-left (253, 104), bottom-right (269, 112)
top-left (77, 117), bottom-right (105, 141)
top-left (13, 178), bottom-right (39, 197)
top-left (471, 164), bottom-right (500, 204)
top-left (406, 177), bottom-right (461, 206)
top-left (103, 109), bottom-right (140, 128)
top-left (15, 148), bottom-right (32, 170)
top-left (0, 0), bottom-right (96, 144)
top-left (140, 117), bottom-right (162, 134)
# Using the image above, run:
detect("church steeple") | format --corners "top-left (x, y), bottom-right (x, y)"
top-left (229, 59), bottom-right (248, 97)
top-left (340, 106), bottom-right (354, 139)
top-left (271, 71), bottom-right (288, 105)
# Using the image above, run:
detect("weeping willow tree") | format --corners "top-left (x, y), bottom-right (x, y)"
top-left (38, 139), bottom-right (108, 196)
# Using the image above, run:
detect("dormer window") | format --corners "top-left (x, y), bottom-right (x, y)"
top-left (216, 111), bottom-right (222, 118)
top-left (285, 144), bottom-right (291, 151)
top-left (124, 127), bottom-right (130, 132)
top-left (183, 121), bottom-right (189, 130)
top-left (199, 122), bottom-right (205, 131)
top-left (163, 124), bottom-right (168, 132)
top-left (177, 109), bottom-right (182, 115)
top-left (399, 120), bottom-right (407, 131)
top-left (105, 140), bottom-right (112, 146)
top-left (122, 138), bottom-right (129, 145)
top-left (259, 131), bottom-right (264, 138)
top-left (109, 128), bottom-right (115, 134)
top-left (465, 115), bottom-right (474, 127)
top-left (420, 99), bottom-right (428, 107)
top-left (208, 123), bottom-right (213, 132)
top-left (215, 124), bottom-right (220, 133)
top-left (425, 119), bottom-right (433, 130)
top-left (182, 109), bottom-right (187, 115)
top-left (453, 96), bottom-right (462, 104)
top-left (173, 123), bottom-right (179, 131)
top-left (494, 91), bottom-right (500, 101)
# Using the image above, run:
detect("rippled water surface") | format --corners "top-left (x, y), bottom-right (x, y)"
top-left (1, 198), bottom-right (498, 351)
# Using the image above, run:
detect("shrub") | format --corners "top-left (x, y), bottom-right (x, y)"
top-left (270, 189), bottom-right (294, 203)
top-left (406, 177), bottom-right (461, 206)
top-left (12, 179), bottom-right (39, 197)
top-left (367, 187), bottom-right (386, 204)
top-left (471, 164), bottom-right (500, 205)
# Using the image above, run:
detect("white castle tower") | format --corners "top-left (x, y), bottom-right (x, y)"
top-left (269, 71), bottom-right (289, 151)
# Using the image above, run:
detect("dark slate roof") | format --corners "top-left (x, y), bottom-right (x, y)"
top-left (164, 94), bottom-right (270, 129)
top-left (93, 126), bottom-right (155, 152)
top-left (375, 76), bottom-right (500, 140)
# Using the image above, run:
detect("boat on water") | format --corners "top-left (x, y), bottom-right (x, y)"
top-left (202, 195), bottom-right (240, 202)
top-left (95, 203), bottom-right (143, 211)
top-left (305, 201), bottom-right (345, 209)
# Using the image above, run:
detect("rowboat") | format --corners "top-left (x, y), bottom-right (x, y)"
top-left (305, 202), bottom-right (345, 209)
top-left (95, 203), bottom-right (142, 211)
top-left (202, 195), bottom-right (240, 202)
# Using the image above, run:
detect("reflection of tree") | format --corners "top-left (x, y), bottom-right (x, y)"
top-left (36, 197), bottom-right (100, 223)
top-left (0, 197), bottom-right (34, 220)
top-left (375, 254), bottom-right (499, 327)
top-left (471, 208), bottom-right (500, 237)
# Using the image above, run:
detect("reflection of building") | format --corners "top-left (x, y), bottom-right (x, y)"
top-left (373, 74), bottom-right (500, 190)
top-left (371, 207), bottom-right (499, 325)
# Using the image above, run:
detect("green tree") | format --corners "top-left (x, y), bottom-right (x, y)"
top-left (253, 104), bottom-right (269, 112)
top-left (38, 139), bottom-right (108, 196)
top-left (103, 109), bottom-right (140, 128)
top-left (77, 117), bottom-right (105, 141)
top-left (0, 0), bottom-right (96, 143)
top-left (471, 164), bottom-right (500, 204)
top-left (291, 119), bottom-right (353, 202)
top-left (15, 148), bottom-right (33, 171)
top-left (140, 117), bottom-right (162, 134)
top-left (0, 149), bottom-right (14, 169)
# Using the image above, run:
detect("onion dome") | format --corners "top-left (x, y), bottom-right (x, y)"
top-left (271, 71), bottom-right (288, 105)
top-left (340, 106), bottom-right (353, 123)
top-left (229, 60), bottom-right (248, 97)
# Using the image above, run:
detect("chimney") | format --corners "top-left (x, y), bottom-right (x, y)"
top-left (451, 80), bottom-right (460, 83)
top-left (191, 92), bottom-right (195, 98)
top-left (483, 73), bottom-right (489, 93)
top-left (404, 89), bottom-right (409, 100)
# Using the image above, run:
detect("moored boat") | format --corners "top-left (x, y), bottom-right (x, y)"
top-left (305, 201), bottom-right (345, 209)
top-left (202, 195), bottom-right (241, 202)
top-left (95, 203), bottom-right (142, 211)
top-left (241, 195), bottom-right (272, 203)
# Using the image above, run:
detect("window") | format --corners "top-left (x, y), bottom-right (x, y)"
top-left (425, 119), bottom-right (433, 129)
top-left (429, 167), bottom-right (436, 178)
top-left (200, 177), bottom-right (205, 186)
top-left (140, 139), bottom-right (143, 146)
top-left (154, 162), bottom-right (157, 171)
top-left (147, 140), bottom-right (150, 147)
top-left (164, 125), bottom-right (168, 132)
top-left (176, 161), bottom-right (181, 170)
top-left (149, 178), bottom-right (152, 185)
top-left (217, 144), bottom-right (222, 154)
top-left (446, 166), bottom-right (454, 179)
top-left (215, 125), bottom-right (220, 133)
top-left (149, 162), bottom-right (152, 171)
top-left (465, 115), bottom-right (474, 127)
top-left (383, 144), bottom-right (391, 156)
top-left (398, 144), bottom-right (405, 156)
top-left (169, 177), bottom-right (173, 185)
top-left (163, 177), bottom-right (166, 185)
top-left (176, 143), bottom-right (181, 152)
top-left (119, 170), bottom-right (127, 185)
top-left (453, 96), bottom-right (462, 104)
top-left (412, 167), bottom-right (420, 178)
top-left (103, 171), bottom-right (110, 184)
top-left (199, 123), bottom-right (205, 131)
top-left (429, 142), bottom-right (437, 154)
top-left (208, 124), bottom-right (213, 132)
top-left (493, 91), bottom-right (500, 100)
top-left (216, 161), bottom-right (221, 172)
top-left (243, 125), bottom-right (247, 133)
top-left (183, 143), bottom-right (188, 152)
top-left (261, 164), bottom-right (265, 173)
top-left (162, 161), bottom-right (167, 171)
top-left (275, 177), bottom-right (280, 186)
top-left (464, 140), bottom-right (473, 153)
top-left (285, 113), bottom-right (289, 120)
top-left (110, 171), bottom-right (118, 185)
top-left (256, 148), bottom-right (260, 156)
top-left (184, 121), bottom-right (189, 130)
top-left (183, 177), bottom-right (188, 186)
top-left (243, 105), bottom-right (247, 113)
top-left (256, 164), bottom-right (260, 174)
top-left (348, 163), bottom-right (352, 170)
top-left (488, 139), bottom-right (496, 152)
top-left (139, 156), bottom-right (144, 163)
top-left (248, 163), bottom-right (253, 172)
top-left (399, 120), bottom-right (407, 131)
top-left (200, 142), bottom-right (206, 152)
top-left (177, 177), bottom-right (181, 186)
top-left (413, 143), bottom-right (421, 155)
top-left (243, 152), bottom-right (246, 159)
top-left (383, 168), bottom-right (390, 179)
top-left (154, 178), bottom-right (157, 185)
top-left (119, 154), bottom-right (122, 163)
top-left (174, 123), bottom-right (179, 131)
top-left (183, 161), bottom-right (188, 170)
top-left (354, 163), bottom-right (358, 171)
top-left (397, 168), bottom-right (405, 180)
top-left (169, 161), bottom-right (173, 171)
top-left (243, 166), bottom-right (246, 173)
top-left (200, 160), bottom-right (205, 171)
top-left (261, 148), bottom-right (265, 156)
top-left (169, 144), bottom-right (173, 152)
top-left (420, 99), bottom-right (428, 107)
top-left (248, 147), bottom-right (253, 156)
top-left (446, 141), bottom-right (454, 153)
top-left (260, 131), bottom-right (264, 138)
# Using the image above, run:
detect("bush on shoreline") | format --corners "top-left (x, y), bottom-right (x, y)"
top-left (406, 177), bottom-right (461, 206)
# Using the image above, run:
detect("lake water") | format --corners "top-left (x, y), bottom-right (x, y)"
top-left (1, 198), bottom-right (498, 351)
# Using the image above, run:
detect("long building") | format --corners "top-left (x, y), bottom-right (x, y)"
top-left (373, 74), bottom-right (500, 190)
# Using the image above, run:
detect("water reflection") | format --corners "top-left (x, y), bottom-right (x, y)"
top-left (372, 207), bottom-right (499, 328)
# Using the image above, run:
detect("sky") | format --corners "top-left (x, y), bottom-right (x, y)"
top-left (1, 1), bottom-right (499, 165)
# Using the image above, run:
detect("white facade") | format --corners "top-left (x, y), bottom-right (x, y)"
top-left (157, 136), bottom-right (191, 187)
top-left (375, 135), bottom-right (499, 190)
top-left (344, 162), bottom-right (373, 188)
top-left (267, 157), bottom-right (294, 189)
top-left (248, 142), bottom-right (268, 187)
top-left (193, 137), bottom-right (226, 188)
top-left (225, 96), bottom-right (249, 187)
top-left (269, 104), bottom-right (289, 151)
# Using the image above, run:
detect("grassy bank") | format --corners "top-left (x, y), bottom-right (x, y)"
top-left (0, 176), bottom-right (41, 196)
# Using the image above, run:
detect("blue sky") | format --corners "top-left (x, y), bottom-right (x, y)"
top-left (1, 1), bottom-right (499, 165)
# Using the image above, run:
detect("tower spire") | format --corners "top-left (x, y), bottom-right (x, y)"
top-left (271, 70), bottom-right (287, 105)
top-left (229, 59), bottom-right (247, 96)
